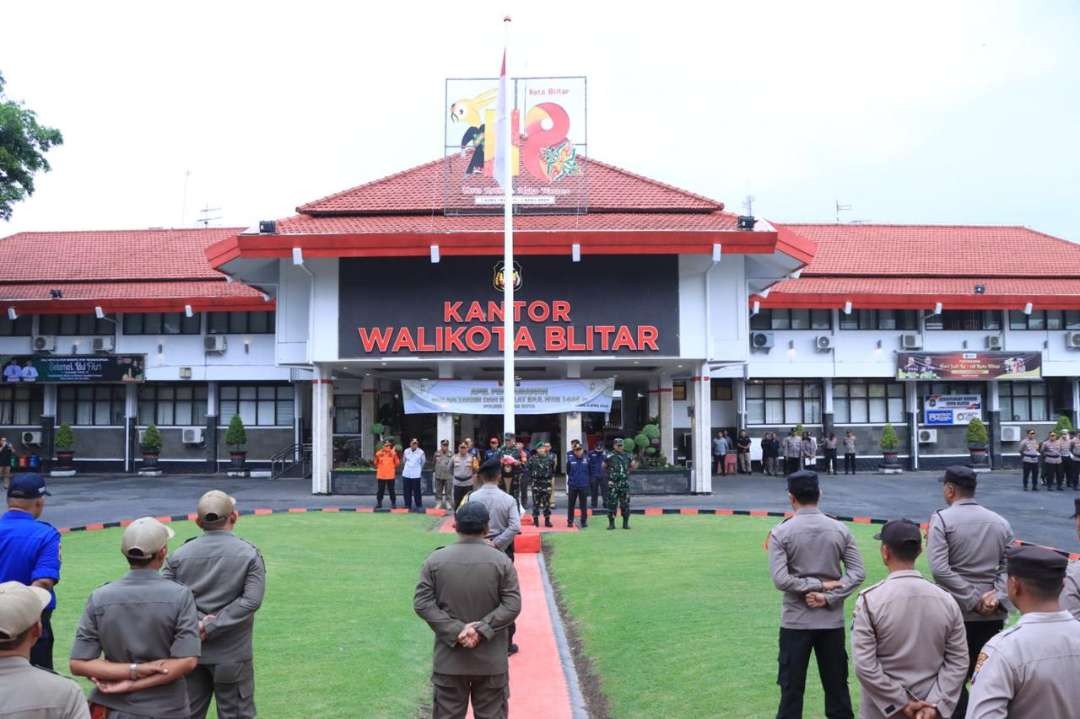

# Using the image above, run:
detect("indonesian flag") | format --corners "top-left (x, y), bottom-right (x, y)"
top-left (493, 50), bottom-right (511, 191)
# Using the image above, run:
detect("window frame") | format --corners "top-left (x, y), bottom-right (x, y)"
top-left (137, 383), bottom-right (209, 426)
top-left (57, 385), bottom-right (125, 426)
top-left (218, 383), bottom-right (295, 427)
top-left (38, 314), bottom-right (116, 336)
top-left (750, 308), bottom-right (832, 331)
top-left (0, 384), bottom-right (42, 425)
top-left (123, 312), bottom-right (202, 336)
top-left (838, 309), bottom-right (919, 331)
top-left (833, 380), bottom-right (906, 424)
top-left (745, 379), bottom-right (822, 426)
top-left (207, 311), bottom-right (276, 335)
top-left (1009, 310), bottom-right (1064, 331)
top-left (999, 381), bottom-right (1051, 422)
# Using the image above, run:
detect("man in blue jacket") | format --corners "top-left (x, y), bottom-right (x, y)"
top-left (587, 441), bottom-right (608, 509)
top-left (566, 444), bottom-right (591, 529)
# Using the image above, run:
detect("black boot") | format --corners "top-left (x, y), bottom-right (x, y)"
top-left (622, 514), bottom-right (630, 530)
top-left (608, 514), bottom-right (616, 530)
top-left (532, 513), bottom-right (539, 526)
top-left (544, 516), bottom-right (553, 528)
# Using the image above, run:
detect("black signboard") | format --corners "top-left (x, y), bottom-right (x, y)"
top-left (339, 256), bottom-right (680, 358)
top-left (1, 355), bottom-right (146, 383)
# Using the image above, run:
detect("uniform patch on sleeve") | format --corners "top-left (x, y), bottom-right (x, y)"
top-left (971, 650), bottom-right (991, 683)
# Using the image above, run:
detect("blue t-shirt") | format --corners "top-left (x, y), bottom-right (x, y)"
top-left (587, 449), bottom-right (607, 478)
top-left (0, 510), bottom-right (61, 611)
top-left (566, 453), bottom-right (591, 489)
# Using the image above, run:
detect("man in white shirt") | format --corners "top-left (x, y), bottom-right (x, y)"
top-left (3, 360), bottom-right (21, 384)
top-left (402, 438), bottom-right (427, 513)
top-left (18, 362), bottom-right (37, 383)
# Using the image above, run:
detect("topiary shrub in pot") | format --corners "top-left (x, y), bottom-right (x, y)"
top-left (141, 423), bottom-right (163, 471)
top-left (54, 423), bottom-right (75, 469)
top-left (966, 417), bottom-right (990, 469)
top-left (225, 414), bottom-right (248, 475)
top-left (879, 423), bottom-right (902, 473)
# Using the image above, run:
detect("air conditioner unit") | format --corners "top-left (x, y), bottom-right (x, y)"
top-left (1067, 332), bottom-right (1080, 350)
top-left (181, 427), bottom-right (204, 444)
top-left (20, 431), bottom-right (41, 445)
top-left (92, 336), bottom-right (115, 353)
top-left (918, 428), bottom-right (938, 444)
top-left (750, 332), bottom-right (774, 351)
top-left (814, 335), bottom-right (833, 352)
top-left (204, 335), bottom-right (227, 353)
top-left (31, 335), bottom-right (55, 353)
top-left (985, 335), bottom-right (1002, 350)
top-left (901, 333), bottom-right (923, 350)
top-left (1001, 426), bottom-right (1022, 442)
top-left (178, 366), bottom-right (193, 380)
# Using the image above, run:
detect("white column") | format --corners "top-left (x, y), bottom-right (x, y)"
top-left (734, 377), bottom-right (747, 430)
top-left (206, 382), bottom-right (218, 420)
top-left (822, 378), bottom-right (834, 415)
top-left (659, 373), bottom-right (674, 463)
top-left (42, 384), bottom-right (58, 417)
top-left (311, 364), bottom-right (333, 494)
top-left (360, 375), bottom-right (376, 459)
top-left (565, 411), bottom-right (583, 450)
top-left (124, 383), bottom-right (137, 473)
top-left (437, 413), bottom-right (454, 451)
top-left (689, 362), bottom-right (712, 493)
top-left (647, 375), bottom-right (660, 419)
top-left (906, 381), bottom-right (919, 470)
top-left (987, 381), bottom-right (1000, 412)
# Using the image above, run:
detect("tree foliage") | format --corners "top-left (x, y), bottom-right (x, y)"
top-left (879, 423), bottom-right (899, 451)
top-left (225, 414), bottom-right (248, 448)
top-left (0, 72), bottom-right (63, 221)
top-left (141, 424), bottom-right (163, 451)
top-left (54, 423), bottom-right (75, 451)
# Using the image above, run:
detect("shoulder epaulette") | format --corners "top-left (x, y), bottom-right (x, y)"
top-left (183, 535), bottom-right (197, 544)
top-left (859, 579), bottom-right (887, 597)
top-left (998, 624), bottom-right (1023, 639)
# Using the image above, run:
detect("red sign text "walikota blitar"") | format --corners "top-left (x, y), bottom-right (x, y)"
top-left (356, 300), bottom-right (660, 354)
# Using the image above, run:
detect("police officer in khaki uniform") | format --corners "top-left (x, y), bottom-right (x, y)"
top-left (0, 581), bottom-right (88, 719)
top-left (162, 491), bottom-right (265, 719)
top-left (967, 544), bottom-right (1080, 718)
top-left (70, 517), bottom-right (200, 719)
top-left (414, 502), bottom-right (521, 719)
top-left (768, 470), bottom-right (866, 719)
top-left (1061, 498), bottom-right (1080, 619)
top-left (926, 465), bottom-right (1013, 718)
top-left (1040, 430), bottom-right (1065, 490)
top-left (851, 520), bottom-right (968, 719)
top-left (1018, 429), bottom-right (1041, 491)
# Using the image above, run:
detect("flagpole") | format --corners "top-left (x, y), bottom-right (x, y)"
top-left (502, 15), bottom-right (515, 438)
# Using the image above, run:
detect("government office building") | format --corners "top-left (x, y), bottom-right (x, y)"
top-left (4, 160), bottom-right (1080, 492)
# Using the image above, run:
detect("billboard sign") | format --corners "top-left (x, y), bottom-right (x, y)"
top-left (1, 355), bottom-right (145, 383)
top-left (444, 76), bottom-right (587, 214)
top-left (402, 378), bottom-right (615, 415)
top-left (896, 352), bottom-right (1041, 381)
top-left (924, 394), bottom-right (982, 426)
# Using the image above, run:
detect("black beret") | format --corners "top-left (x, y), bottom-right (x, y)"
top-left (786, 470), bottom-right (819, 495)
top-left (477, 458), bottom-right (502, 476)
top-left (1006, 544), bottom-right (1068, 582)
top-left (940, 465), bottom-right (977, 490)
top-left (455, 502), bottom-right (490, 533)
top-left (874, 519), bottom-right (922, 547)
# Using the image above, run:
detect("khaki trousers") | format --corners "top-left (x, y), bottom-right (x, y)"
top-left (432, 672), bottom-right (508, 719)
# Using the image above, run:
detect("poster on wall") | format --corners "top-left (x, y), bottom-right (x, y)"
top-left (896, 352), bottom-right (1041, 381)
top-left (339, 256), bottom-right (679, 358)
top-left (1, 355), bottom-right (145, 383)
top-left (924, 394), bottom-right (982, 426)
top-left (402, 379), bottom-right (615, 415)
top-left (444, 76), bottom-right (587, 214)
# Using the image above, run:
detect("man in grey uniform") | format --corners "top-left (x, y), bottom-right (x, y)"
top-left (1061, 498), bottom-right (1080, 619)
top-left (926, 465), bottom-right (1013, 718)
top-left (70, 517), bottom-right (200, 719)
top-left (967, 544), bottom-right (1080, 718)
top-left (162, 491), bottom-right (265, 719)
top-left (468, 458), bottom-right (521, 655)
top-left (768, 470), bottom-right (865, 719)
top-left (851, 520), bottom-right (967, 719)
top-left (414, 502), bottom-right (521, 719)
top-left (0, 581), bottom-right (88, 719)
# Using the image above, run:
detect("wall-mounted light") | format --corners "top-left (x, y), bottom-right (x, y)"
top-left (876, 339), bottom-right (883, 349)
top-left (934, 302), bottom-right (943, 315)
top-left (962, 340), bottom-right (968, 349)
top-left (843, 301), bottom-right (852, 315)
top-left (71, 342), bottom-right (79, 353)
top-left (751, 300), bottom-right (760, 316)
top-left (6, 307), bottom-right (16, 321)
top-left (244, 338), bottom-right (251, 354)
top-left (430, 245), bottom-right (440, 263)
top-left (157, 343), bottom-right (164, 355)
top-left (1024, 302), bottom-right (1033, 315)
top-left (711, 243), bottom-right (723, 263)
top-left (184, 304), bottom-right (194, 318)
top-left (571, 243), bottom-right (581, 262)
top-left (291, 247), bottom-right (304, 265)
top-left (94, 306), bottom-right (105, 320)
top-left (788, 339), bottom-right (795, 349)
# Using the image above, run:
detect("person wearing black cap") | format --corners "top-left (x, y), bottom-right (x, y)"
top-left (851, 520), bottom-right (967, 719)
top-left (1061, 498), bottom-right (1080, 620)
top-left (767, 469), bottom-right (865, 719)
top-left (0, 474), bottom-right (59, 670)
top-left (414, 502), bottom-right (521, 719)
top-left (966, 544), bottom-right (1080, 718)
top-left (926, 465), bottom-right (1014, 717)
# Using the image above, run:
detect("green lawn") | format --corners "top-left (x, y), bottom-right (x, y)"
top-left (545, 515), bottom-right (930, 719)
top-left (51, 512), bottom-right (446, 719)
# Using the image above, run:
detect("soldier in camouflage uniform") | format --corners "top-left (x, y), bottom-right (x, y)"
top-left (605, 438), bottom-right (637, 530)
top-left (527, 443), bottom-right (556, 527)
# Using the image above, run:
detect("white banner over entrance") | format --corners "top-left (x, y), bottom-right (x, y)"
top-left (402, 379), bottom-right (615, 415)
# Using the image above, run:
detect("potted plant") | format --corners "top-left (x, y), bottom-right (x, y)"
top-left (1054, 415), bottom-right (1073, 436)
top-left (140, 423), bottom-right (162, 472)
top-left (966, 417), bottom-right (990, 469)
top-left (52, 423), bottom-right (76, 476)
top-left (879, 423), bottom-right (902, 473)
top-left (225, 414), bottom-right (248, 476)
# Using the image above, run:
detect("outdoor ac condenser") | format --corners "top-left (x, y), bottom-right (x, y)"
top-left (985, 335), bottom-right (1002, 350)
top-left (1000, 426), bottom-right (1022, 442)
top-left (181, 427), bottom-right (204, 444)
top-left (918, 428), bottom-right (938, 444)
top-left (814, 336), bottom-right (833, 352)
top-left (92, 336), bottom-right (115, 353)
top-left (204, 335), bottom-right (227, 353)
top-left (750, 332), bottom-right (774, 351)
top-left (20, 431), bottom-right (41, 445)
top-left (1066, 332), bottom-right (1080, 350)
top-left (31, 335), bottom-right (55, 353)
top-left (901, 333), bottom-right (923, 350)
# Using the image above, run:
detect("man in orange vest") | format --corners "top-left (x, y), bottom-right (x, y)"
top-left (374, 440), bottom-right (401, 509)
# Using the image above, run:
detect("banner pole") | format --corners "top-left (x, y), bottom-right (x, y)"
top-left (502, 15), bottom-right (515, 438)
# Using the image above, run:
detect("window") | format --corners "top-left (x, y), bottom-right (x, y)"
top-left (838, 309), bottom-right (919, 331)
top-left (834, 380), bottom-right (905, 424)
top-left (138, 384), bottom-right (208, 426)
top-left (924, 311), bottom-right (1001, 331)
top-left (1000, 382), bottom-right (1050, 422)
top-left (38, 314), bottom-right (115, 336)
top-left (207, 312), bottom-right (275, 334)
top-left (0, 385), bottom-right (41, 424)
top-left (750, 309), bottom-right (831, 331)
top-left (0, 315), bottom-right (33, 336)
top-left (335, 395), bottom-right (360, 434)
top-left (746, 380), bottom-right (821, 426)
top-left (219, 384), bottom-right (294, 426)
top-left (672, 382), bottom-right (687, 401)
top-left (58, 385), bottom-right (125, 426)
top-left (1010, 310), bottom-right (1064, 331)
top-left (124, 313), bottom-right (201, 335)
top-left (711, 381), bottom-right (733, 401)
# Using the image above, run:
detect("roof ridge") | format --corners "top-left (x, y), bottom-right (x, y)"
top-left (1, 227), bottom-right (244, 241)
top-left (779, 222), bottom-right (1035, 230)
top-left (295, 158), bottom-right (445, 213)
top-left (582, 157), bottom-right (725, 210)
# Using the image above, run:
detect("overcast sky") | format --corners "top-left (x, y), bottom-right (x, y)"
top-left (2, 1), bottom-right (1078, 240)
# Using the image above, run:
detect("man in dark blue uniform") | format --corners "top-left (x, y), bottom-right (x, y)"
top-left (566, 444), bottom-right (591, 529)
top-left (0, 474), bottom-right (60, 669)
top-left (587, 440), bottom-right (608, 509)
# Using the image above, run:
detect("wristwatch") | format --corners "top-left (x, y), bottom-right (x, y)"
top-left (129, 663), bottom-right (138, 680)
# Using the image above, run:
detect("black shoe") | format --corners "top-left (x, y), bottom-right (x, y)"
top-left (544, 517), bottom-right (553, 528)
top-left (581, 522), bottom-right (587, 529)
top-left (622, 517), bottom-right (630, 529)
top-left (507, 644), bottom-right (519, 655)
top-left (608, 516), bottom-right (616, 530)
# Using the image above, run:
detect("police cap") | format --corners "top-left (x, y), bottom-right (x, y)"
top-left (786, 470), bottom-right (819, 495)
top-left (455, 502), bottom-right (490, 534)
top-left (940, 465), bottom-right (977, 490)
top-left (874, 518), bottom-right (922, 547)
top-left (1006, 544), bottom-right (1068, 582)
top-left (478, 457), bottom-right (502, 479)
